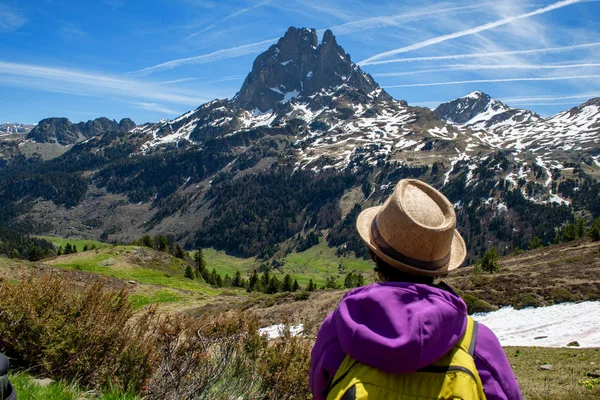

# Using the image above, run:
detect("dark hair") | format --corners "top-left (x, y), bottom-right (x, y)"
top-left (369, 250), bottom-right (436, 285)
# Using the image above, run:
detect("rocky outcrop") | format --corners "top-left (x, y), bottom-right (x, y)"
top-left (233, 27), bottom-right (385, 112)
top-left (27, 117), bottom-right (136, 145)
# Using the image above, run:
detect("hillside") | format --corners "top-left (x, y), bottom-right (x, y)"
top-left (0, 26), bottom-right (598, 267)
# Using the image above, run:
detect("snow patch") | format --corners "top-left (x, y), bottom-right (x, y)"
top-left (473, 302), bottom-right (600, 348)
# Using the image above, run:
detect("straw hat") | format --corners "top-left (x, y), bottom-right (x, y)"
top-left (356, 179), bottom-right (466, 276)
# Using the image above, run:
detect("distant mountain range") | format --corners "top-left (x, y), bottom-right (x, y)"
top-left (0, 26), bottom-right (598, 264)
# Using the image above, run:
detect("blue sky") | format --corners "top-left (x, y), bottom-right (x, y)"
top-left (1, 0), bottom-right (599, 124)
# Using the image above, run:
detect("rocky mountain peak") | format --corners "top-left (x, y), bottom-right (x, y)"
top-left (27, 117), bottom-right (136, 145)
top-left (434, 91), bottom-right (509, 124)
top-left (233, 26), bottom-right (382, 112)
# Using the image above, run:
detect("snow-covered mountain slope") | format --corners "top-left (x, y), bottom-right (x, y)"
top-left (0, 123), bottom-right (34, 136)
top-left (133, 27), bottom-right (469, 171)
top-left (434, 91), bottom-right (541, 131)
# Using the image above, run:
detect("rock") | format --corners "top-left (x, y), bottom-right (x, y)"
top-left (534, 336), bottom-right (548, 340)
top-left (567, 341), bottom-right (580, 347)
top-left (128, 280), bottom-right (136, 285)
top-left (233, 26), bottom-right (385, 112)
top-left (587, 370), bottom-right (600, 378)
top-left (99, 258), bottom-right (116, 266)
top-left (31, 378), bottom-right (54, 387)
top-left (539, 364), bottom-right (553, 371)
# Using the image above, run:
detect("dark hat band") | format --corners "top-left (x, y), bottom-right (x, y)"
top-left (371, 218), bottom-right (450, 271)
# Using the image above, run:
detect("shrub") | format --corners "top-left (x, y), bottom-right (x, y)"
top-left (480, 248), bottom-right (500, 274)
top-left (460, 293), bottom-right (497, 314)
top-left (147, 312), bottom-right (312, 400)
top-left (0, 275), bottom-right (158, 393)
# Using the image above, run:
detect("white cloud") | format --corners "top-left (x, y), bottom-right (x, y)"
top-left (359, 0), bottom-right (585, 65)
top-left (383, 74), bottom-right (600, 88)
top-left (0, 7), bottom-right (26, 32)
top-left (362, 42), bottom-right (600, 66)
top-left (134, 102), bottom-right (182, 115)
top-left (0, 61), bottom-right (210, 106)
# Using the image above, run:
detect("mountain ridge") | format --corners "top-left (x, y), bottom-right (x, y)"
top-left (0, 26), bottom-right (599, 265)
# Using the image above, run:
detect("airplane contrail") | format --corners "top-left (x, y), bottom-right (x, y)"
top-left (374, 63), bottom-right (600, 77)
top-left (133, 3), bottom-right (493, 75)
top-left (359, 0), bottom-right (584, 65)
top-left (383, 74), bottom-right (600, 88)
top-left (362, 42), bottom-right (600, 66)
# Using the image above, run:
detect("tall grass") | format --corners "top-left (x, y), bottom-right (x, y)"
top-left (0, 274), bottom-right (312, 399)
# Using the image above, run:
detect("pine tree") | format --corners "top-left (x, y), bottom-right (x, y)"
top-left (194, 248), bottom-right (207, 276)
top-left (282, 274), bottom-right (293, 292)
top-left (224, 274), bottom-right (232, 287)
top-left (141, 235), bottom-right (154, 249)
top-left (57, 245), bottom-right (64, 256)
top-left (154, 235), bottom-right (169, 252)
top-left (481, 248), bottom-right (499, 273)
top-left (232, 271), bottom-right (243, 287)
top-left (307, 279), bottom-right (316, 292)
top-left (266, 275), bottom-right (281, 294)
top-left (174, 244), bottom-right (185, 259)
top-left (292, 279), bottom-right (300, 292)
top-left (72, 245), bottom-right (78, 254)
top-left (248, 270), bottom-right (260, 292)
top-left (184, 265), bottom-right (195, 280)
top-left (590, 217), bottom-right (600, 241)
top-left (83, 244), bottom-right (89, 252)
top-left (64, 243), bottom-right (72, 254)
top-left (528, 236), bottom-right (543, 250)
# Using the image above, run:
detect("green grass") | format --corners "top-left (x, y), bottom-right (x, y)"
top-left (196, 243), bottom-right (374, 289)
top-left (129, 289), bottom-right (183, 310)
top-left (201, 248), bottom-right (258, 277)
top-left (282, 241), bottom-right (374, 287)
top-left (38, 236), bottom-right (110, 251)
top-left (10, 372), bottom-right (140, 400)
top-left (506, 346), bottom-right (600, 399)
top-left (49, 246), bottom-right (219, 295)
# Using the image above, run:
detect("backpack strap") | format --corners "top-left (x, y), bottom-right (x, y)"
top-left (456, 316), bottom-right (479, 356)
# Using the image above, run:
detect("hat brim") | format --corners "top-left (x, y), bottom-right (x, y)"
top-left (356, 206), bottom-right (467, 277)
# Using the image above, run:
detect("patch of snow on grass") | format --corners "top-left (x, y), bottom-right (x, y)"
top-left (473, 302), bottom-right (600, 348)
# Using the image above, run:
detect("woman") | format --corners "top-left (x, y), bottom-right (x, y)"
top-left (309, 179), bottom-right (521, 400)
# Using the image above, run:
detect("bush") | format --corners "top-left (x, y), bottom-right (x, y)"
top-left (147, 312), bottom-right (312, 400)
top-left (0, 275), bottom-right (157, 393)
top-left (460, 293), bottom-right (497, 314)
top-left (480, 248), bottom-right (500, 274)
top-left (0, 275), bottom-right (313, 399)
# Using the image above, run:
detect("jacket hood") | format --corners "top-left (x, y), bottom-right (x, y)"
top-left (333, 282), bottom-right (467, 373)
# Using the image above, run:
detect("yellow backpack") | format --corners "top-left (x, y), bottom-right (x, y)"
top-left (325, 316), bottom-right (486, 400)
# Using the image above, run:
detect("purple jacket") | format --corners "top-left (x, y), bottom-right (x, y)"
top-left (310, 282), bottom-right (521, 400)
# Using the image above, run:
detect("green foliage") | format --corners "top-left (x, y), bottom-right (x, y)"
top-left (197, 168), bottom-right (359, 258)
top-left (480, 248), bottom-right (500, 274)
top-left (590, 217), bottom-right (600, 241)
top-left (528, 236), bottom-right (543, 250)
top-left (194, 248), bottom-right (207, 276)
top-left (0, 227), bottom-right (54, 260)
top-left (460, 293), bottom-right (497, 314)
top-left (282, 274), bottom-right (293, 292)
top-left (10, 372), bottom-right (140, 400)
top-left (324, 276), bottom-right (339, 289)
top-left (0, 275), bottom-right (157, 393)
top-left (184, 265), bottom-right (195, 280)
top-left (292, 279), bottom-right (300, 292)
top-left (306, 279), bottom-right (317, 292)
top-left (344, 271), bottom-right (364, 289)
